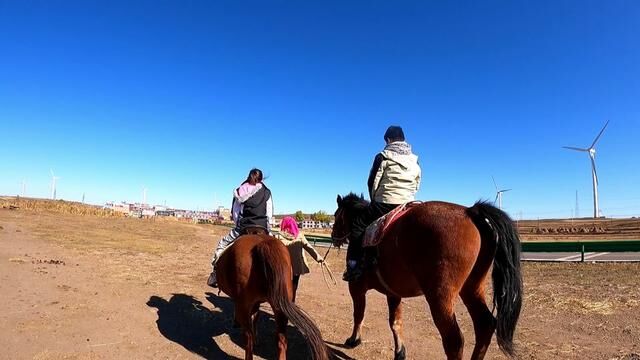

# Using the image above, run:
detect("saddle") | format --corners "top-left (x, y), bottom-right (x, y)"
top-left (363, 201), bottom-right (421, 248)
top-left (242, 226), bottom-right (268, 236)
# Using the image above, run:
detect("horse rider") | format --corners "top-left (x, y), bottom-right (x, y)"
top-left (342, 125), bottom-right (421, 282)
top-left (207, 168), bottom-right (273, 288)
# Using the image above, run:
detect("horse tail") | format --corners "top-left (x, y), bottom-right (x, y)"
top-left (253, 239), bottom-right (329, 360)
top-left (467, 201), bottom-right (523, 357)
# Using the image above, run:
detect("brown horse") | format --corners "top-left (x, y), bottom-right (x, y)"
top-left (331, 194), bottom-right (523, 360)
top-left (216, 232), bottom-right (330, 360)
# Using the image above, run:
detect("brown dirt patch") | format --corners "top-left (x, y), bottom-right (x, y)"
top-left (1, 208), bottom-right (639, 359)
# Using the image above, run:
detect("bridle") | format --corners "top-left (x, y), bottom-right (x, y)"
top-left (331, 232), bottom-right (351, 245)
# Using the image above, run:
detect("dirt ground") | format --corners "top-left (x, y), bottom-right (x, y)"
top-left (1, 208), bottom-right (639, 360)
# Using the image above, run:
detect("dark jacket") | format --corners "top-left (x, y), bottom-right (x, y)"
top-left (237, 185), bottom-right (272, 231)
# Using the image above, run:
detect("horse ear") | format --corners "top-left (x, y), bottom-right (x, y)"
top-left (360, 193), bottom-right (365, 201)
top-left (337, 195), bottom-right (343, 205)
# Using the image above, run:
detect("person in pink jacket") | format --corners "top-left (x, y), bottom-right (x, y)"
top-left (276, 216), bottom-right (323, 302)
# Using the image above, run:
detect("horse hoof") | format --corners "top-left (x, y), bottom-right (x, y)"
top-left (344, 337), bottom-right (361, 348)
top-left (394, 345), bottom-right (406, 360)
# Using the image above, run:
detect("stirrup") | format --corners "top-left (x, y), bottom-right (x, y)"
top-left (207, 272), bottom-right (218, 288)
top-left (342, 265), bottom-right (363, 282)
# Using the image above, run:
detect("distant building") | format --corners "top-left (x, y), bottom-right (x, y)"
top-left (299, 220), bottom-right (331, 229)
top-left (217, 206), bottom-right (231, 220)
top-left (107, 202), bottom-right (134, 215)
top-left (141, 209), bottom-right (155, 217)
top-left (104, 201), bottom-right (231, 223)
top-left (156, 210), bottom-right (175, 217)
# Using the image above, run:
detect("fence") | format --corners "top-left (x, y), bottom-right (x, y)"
top-left (305, 235), bottom-right (640, 262)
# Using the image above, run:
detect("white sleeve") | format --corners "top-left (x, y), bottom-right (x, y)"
top-left (266, 195), bottom-right (273, 228)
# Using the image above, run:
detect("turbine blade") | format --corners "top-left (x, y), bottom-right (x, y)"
top-left (494, 193), bottom-right (499, 204)
top-left (590, 120), bottom-right (610, 149)
top-left (501, 189), bottom-right (512, 192)
top-left (562, 146), bottom-right (588, 152)
top-left (492, 176), bottom-right (498, 191)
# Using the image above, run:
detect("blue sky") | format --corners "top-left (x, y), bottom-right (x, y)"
top-left (1, 1), bottom-right (639, 218)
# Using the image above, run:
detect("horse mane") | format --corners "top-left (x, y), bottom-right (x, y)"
top-left (341, 192), bottom-right (369, 212)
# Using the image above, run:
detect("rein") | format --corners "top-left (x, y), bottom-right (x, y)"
top-left (331, 232), bottom-right (351, 245)
top-left (320, 244), bottom-right (337, 289)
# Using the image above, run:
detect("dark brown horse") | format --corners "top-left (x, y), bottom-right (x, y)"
top-left (331, 194), bottom-right (523, 360)
top-left (216, 232), bottom-right (329, 360)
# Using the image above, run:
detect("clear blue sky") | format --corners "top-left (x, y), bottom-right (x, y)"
top-left (1, 1), bottom-right (639, 218)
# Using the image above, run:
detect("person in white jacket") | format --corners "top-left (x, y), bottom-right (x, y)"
top-left (343, 126), bottom-right (421, 282)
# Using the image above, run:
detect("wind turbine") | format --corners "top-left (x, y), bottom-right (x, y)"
top-left (50, 170), bottom-right (61, 200)
top-left (492, 176), bottom-right (511, 210)
top-left (142, 187), bottom-right (148, 205)
top-left (21, 179), bottom-right (26, 197)
top-left (563, 120), bottom-right (609, 218)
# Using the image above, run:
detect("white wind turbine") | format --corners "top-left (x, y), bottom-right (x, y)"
top-left (492, 176), bottom-right (511, 210)
top-left (563, 120), bottom-right (609, 218)
top-left (50, 170), bottom-right (61, 200)
top-left (142, 187), bottom-right (148, 204)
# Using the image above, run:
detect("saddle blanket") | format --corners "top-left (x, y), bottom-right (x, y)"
top-left (363, 201), bottom-right (421, 247)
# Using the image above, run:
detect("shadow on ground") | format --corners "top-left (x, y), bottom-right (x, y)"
top-left (147, 292), bottom-right (354, 359)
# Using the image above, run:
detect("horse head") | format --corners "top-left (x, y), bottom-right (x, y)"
top-left (331, 193), bottom-right (368, 247)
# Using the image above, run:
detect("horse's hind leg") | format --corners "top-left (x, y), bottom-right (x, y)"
top-left (345, 281), bottom-right (367, 347)
top-left (425, 293), bottom-right (464, 360)
top-left (251, 303), bottom-right (261, 346)
top-left (274, 310), bottom-right (288, 360)
top-left (387, 295), bottom-right (406, 360)
top-left (461, 278), bottom-right (496, 359)
top-left (236, 302), bottom-right (255, 360)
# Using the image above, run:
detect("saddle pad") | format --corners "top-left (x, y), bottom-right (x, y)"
top-left (363, 201), bottom-right (421, 247)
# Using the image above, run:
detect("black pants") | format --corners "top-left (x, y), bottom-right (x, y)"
top-left (292, 275), bottom-right (300, 302)
top-left (346, 201), bottom-right (398, 262)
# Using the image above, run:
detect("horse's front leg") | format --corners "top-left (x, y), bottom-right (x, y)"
top-left (387, 295), bottom-right (406, 360)
top-left (345, 281), bottom-right (367, 347)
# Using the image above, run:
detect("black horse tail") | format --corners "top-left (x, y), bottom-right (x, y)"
top-left (254, 239), bottom-right (329, 360)
top-left (467, 201), bottom-right (523, 357)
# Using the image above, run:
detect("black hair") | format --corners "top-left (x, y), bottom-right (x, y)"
top-left (384, 125), bottom-right (405, 142)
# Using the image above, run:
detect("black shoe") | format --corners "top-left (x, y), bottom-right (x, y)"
top-left (207, 272), bottom-right (218, 288)
top-left (342, 265), bottom-right (363, 282)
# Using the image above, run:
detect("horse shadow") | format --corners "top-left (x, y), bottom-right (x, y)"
top-left (204, 293), bottom-right (355, 360)
top-left (146, 293), bottom-right (240, 359)
top-left (147, 292), bottom-right (355, 360)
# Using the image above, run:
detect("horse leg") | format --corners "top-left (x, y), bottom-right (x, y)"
top-left (387, 295), bottom-right (406, 360)
top-left (461, 281), bottom-right (496, 360)
top-left (426, 294), bottom-right (464, 360)
top-left (236, 302), bottom-right (255, 360)
top-left (345, 281), bottom-right (367, 347)
top-left (251, 303), bottom-right (261, 347)
top-left (274, 310), bottom-right (288, 360)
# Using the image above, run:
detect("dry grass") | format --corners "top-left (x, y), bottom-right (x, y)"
top-left (553, 298), bottom-right (615, 315)
top-left (0, 196), bottom-right (119, 217)
top-left (19, 212), bottom-right (203, 255)
top-left (0, 197), bottom-right (217, 255)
